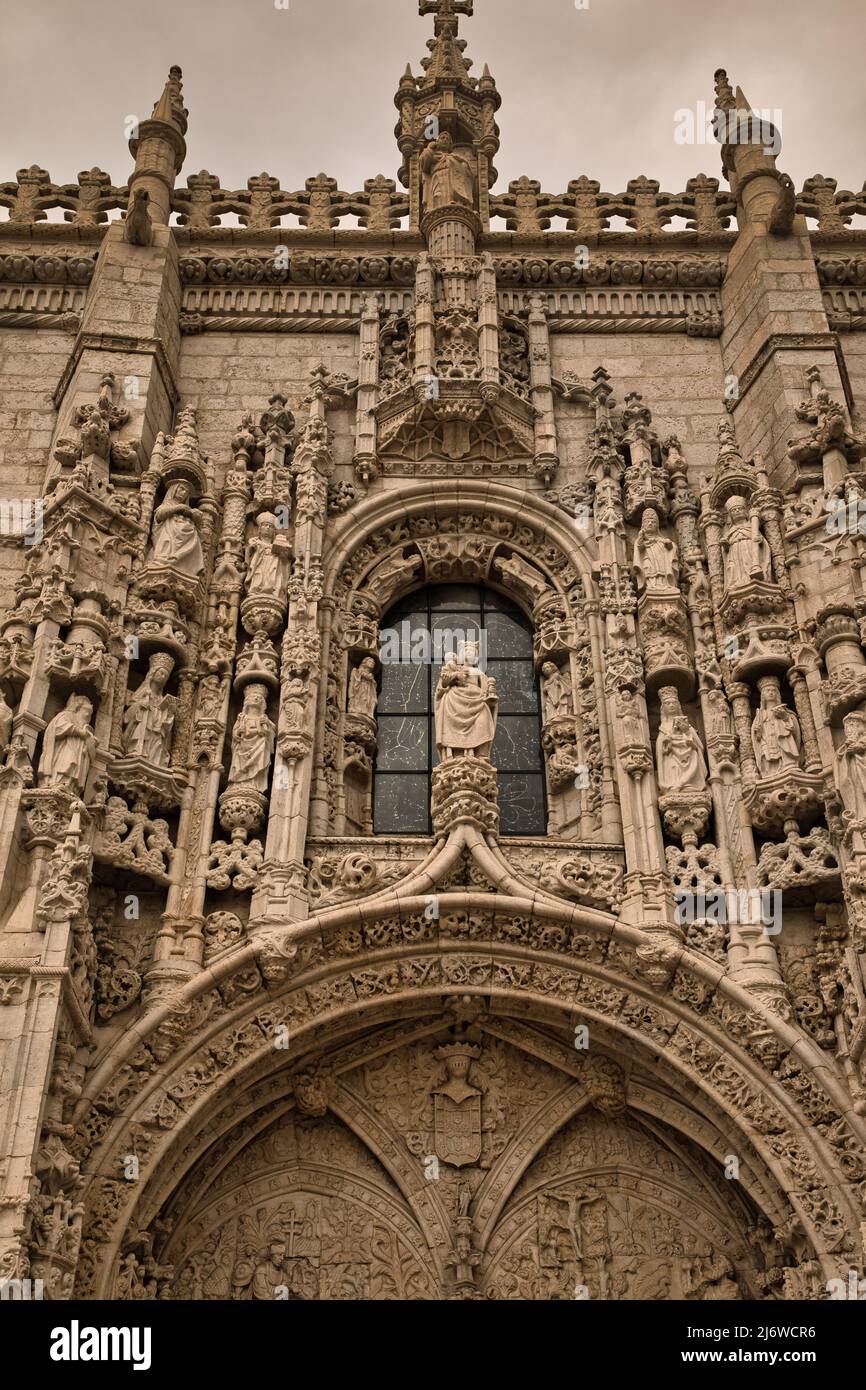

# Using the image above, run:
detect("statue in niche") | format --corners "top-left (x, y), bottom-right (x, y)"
top-left (420, 132), bottom-right (475, 213)
top-left (39, 693), bottom-right (97, 793)
top-left (615, 687), bottom-right (647, 747)
top-left (122, 652), bottom-right (176, 767)
top-left (837, 709), bottom-right (866, 821)
top-left (228, 684), bottom-right (275, 792)
top-left (348, 658), bottom-right (378, 720)
top-left (655, 690), bottom-right (708, 794)
top-left (751, 676), bottom-right (801, 778)
top-left (721, 495), bottom-right (772, 590)
top-left (633, 508), bottom-right (680, 595)
top-left (434, 641), bottom-right (498, 759)
top-left (705, 688), bottom-right (734, 741)
top-left (246, 512), bottom-right (292, 597)
top-left (283, 676), bottom-right (308, 731)
top-left (149, 481), bottom-right (204, 578)
top-left (0, 687), bottom-right (13, 749)
top-left (540, 662), bottom-right (572, 722)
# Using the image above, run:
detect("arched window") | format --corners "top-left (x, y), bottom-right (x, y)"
top-left (373, 584), bottom-right (546, 836)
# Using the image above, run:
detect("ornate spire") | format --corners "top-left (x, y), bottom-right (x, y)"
top-left (418, 0), bottom-right (475, 87)
top-left (150, 64), bottom-right (188, 138)
top-left (127, 64), bottom-right (188, 224)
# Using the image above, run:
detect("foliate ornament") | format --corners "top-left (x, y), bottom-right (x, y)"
top-left (206, 833), bottom-right (264, 892)
top-left (756, 825), bottom-right (841, 893)
top-left (254, 928), bottom-right (298, 986)
top-left (306, 852), bottom-right (405, 909)
top-left (35, 814), bottom-right (92, 928)
top-left (634, 937), bottom-right (683, 990)
top-left (203, 911), bottom-right (246, 960)
top-left (292, 1067), bottom-right (331, 1117)
top-left (94, 795), bottom-right (174, 884)
top-left (431, 755), bottom-right (499, 835)
top-left (578, 1055), bottom-right (627, 1117)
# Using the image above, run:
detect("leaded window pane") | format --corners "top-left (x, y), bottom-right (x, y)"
top-left (376, 715), bottom-right (429, 771)
top-left (379, 662), bottom-right (429, 714)
top-left (499, 773), bottom-right (546, 836)
top-left (487, 661), bottom-right (539, 714)
top-left (494, 716), bottom-right (544, 770)
top-left (374, 774), bottom-right (430, 834)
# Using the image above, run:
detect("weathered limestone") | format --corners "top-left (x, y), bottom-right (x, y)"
top-left (0, 0), bottom-right (865, 1304)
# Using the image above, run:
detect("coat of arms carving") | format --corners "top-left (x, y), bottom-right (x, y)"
top-left (432, 1041), bottom-right (482, 1167)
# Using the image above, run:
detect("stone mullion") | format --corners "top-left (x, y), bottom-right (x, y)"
top-left (527, 294), bottom-right (558, 484)
top-left (354, 293), bottom-right (380, 486)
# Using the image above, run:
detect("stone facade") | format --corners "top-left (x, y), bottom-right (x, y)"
top-left (0, 2), bottom-right (865, 1302)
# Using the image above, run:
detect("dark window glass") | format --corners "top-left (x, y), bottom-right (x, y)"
top-left (374, 773), bottom-right (430, 833)
top-left (379, 663), bottom-right (429, 714)
top-left (499, 774), bottom-right (546, 837)
top-left (376, 715), bottom-right (429, 771)
top-left (372, 584), bottom-right (546, 836)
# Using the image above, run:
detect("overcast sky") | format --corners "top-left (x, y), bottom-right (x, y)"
top-left (2, 0), bottom-right (863, 202)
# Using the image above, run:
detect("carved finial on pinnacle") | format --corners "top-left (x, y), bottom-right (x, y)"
top-left (151, 64), bottom-right (188, 135)
top-left (420, 0), bottom-right (473, 36)
top-left (714, 68), bottom-right (735, 111)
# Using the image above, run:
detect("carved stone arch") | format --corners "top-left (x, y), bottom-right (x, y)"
top-left (70, 896), bottom-right (864, 1298)
top-left (318, 480), bottom-right (608, 839)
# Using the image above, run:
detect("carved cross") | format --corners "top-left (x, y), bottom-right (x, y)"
top-left (419, 0), bottom-right (473, 34)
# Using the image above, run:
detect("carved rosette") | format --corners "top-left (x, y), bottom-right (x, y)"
top-left (431, 755), bottom-right (499, 835)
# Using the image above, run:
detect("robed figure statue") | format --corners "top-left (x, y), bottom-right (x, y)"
top-left (434, 642), bottom-right (498, 760)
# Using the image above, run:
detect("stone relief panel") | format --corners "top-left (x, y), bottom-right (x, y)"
top-left (483, 1108), bottom-right (754, 1300)
top-left (161, 1110), bottom-right (440, 1301)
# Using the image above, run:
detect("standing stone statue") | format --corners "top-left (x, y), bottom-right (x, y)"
top-left (39, 693), bottom-right (97, 793)
top-left (420, 132), bottom-right (475, 212)
top-left (348, 658), bottom-right (378, 720)
top-left (541, 662), bottom-right (572, 721)
top-left (633, 508), bottom-right (680, 594)
top-left (721, 496), bottom-right (772, 591)
top-left (837, 709), bottom-right (866, 821)
top-left (228, 684), bottom-right (275, 791)
top-left (751, 676), bottom-right (801, 778)
top-left (434, 642), bottom-right (498, 759)
top-left (122, 653), bottom-right (176, 767)
top-left (0, 687), bottom-right (13, 750)
top-left (656, 712), bottom-right (708, 795)
top-left (245, 512), bottom-right (291, 597)
top-left (149, 481), bottom-right (204, 578)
